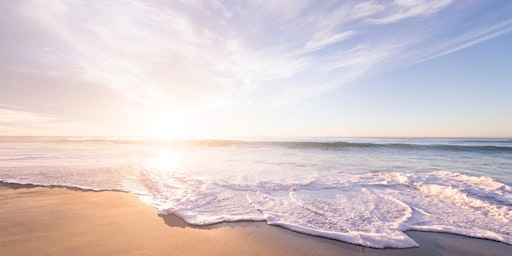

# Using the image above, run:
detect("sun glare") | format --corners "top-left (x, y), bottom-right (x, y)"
top-left (151, 112), bottom-right (188, 141)
top-left (145, 148), bottom-right (184, 173)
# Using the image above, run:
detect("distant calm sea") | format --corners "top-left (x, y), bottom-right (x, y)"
top-left (1, 136), bottom-right (511, 248)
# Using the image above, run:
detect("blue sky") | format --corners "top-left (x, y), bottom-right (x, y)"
top-left (1, 0), bottom-right (511, 138)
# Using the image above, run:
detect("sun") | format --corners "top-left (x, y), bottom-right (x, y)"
top-left (151, 112), bottom-right (188, 141)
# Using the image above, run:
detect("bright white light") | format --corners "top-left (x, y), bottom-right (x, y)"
top-left (151, 112), bottom-right (188, 141)
top-left (145, 148), bottom-right (183, 173)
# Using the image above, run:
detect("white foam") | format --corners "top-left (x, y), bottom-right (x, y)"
top-left (138, 167), bottom-right (511, 248)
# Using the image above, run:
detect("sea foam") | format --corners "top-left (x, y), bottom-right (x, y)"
top-left (137, 168), bottom-right (512, 248)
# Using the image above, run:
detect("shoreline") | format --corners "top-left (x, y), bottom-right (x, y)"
top-left (1, 182), bottom-right (510, 256)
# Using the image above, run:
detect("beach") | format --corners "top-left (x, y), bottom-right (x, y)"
top-left (1, 182), bottom-right (510, 256)
top-left (2, 0), bottom-right (512, 253)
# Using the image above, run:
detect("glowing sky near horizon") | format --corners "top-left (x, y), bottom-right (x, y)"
top-left (1, 0), bottom-right (512, 138)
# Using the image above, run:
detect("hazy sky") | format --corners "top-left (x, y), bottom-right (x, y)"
top-left (1, 0), bottom-right (511, 138)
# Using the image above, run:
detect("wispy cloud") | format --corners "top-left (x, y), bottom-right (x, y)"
top-left (366, 0), bottom-right (454, 24)
top-left (1, 0), bottom-right (511, 135)
top-left (0, 108), bottom-right (80, 135)
top-left (305, 31), bottom-right (356, 52)
top-left (413, 18), bottom-right (512, 64)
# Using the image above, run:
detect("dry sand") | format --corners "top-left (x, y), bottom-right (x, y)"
top-left (1, 182), bottom-right (510, 256)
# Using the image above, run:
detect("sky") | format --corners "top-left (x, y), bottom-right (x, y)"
top-left (1, 0), bottom-right (511, 138)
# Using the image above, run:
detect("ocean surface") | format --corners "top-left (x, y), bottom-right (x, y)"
top-left (1, 136), bottom-right (511, 248)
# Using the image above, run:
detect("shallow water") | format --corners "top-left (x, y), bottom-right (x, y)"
top-left (1, 136), bottom-right (511, 248)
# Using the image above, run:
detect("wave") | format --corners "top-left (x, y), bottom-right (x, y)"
top-left (2, 136), bottom-right (511, 153)
top-left (0, 156), bottom-right (55, 161)
top-left (170, 139), bottom-right (512, 154)
top-left (252, 141), bottom-right (512, 153)
top-left (144, 170), bottom-right (512, 248)
top-left (3, 169), bottom-right (510, 248)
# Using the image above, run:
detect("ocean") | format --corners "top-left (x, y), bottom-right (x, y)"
top-left (0, 136), bottom-right (511, 248)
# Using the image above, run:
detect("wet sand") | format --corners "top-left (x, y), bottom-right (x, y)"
top-left (1, 182), bottom-right (510, 256)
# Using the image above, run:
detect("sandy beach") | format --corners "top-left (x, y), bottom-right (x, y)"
top-left (1, 182), bottom-right (510, 256)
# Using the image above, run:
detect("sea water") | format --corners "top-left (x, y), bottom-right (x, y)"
top-left (0, 136), bottom-right (511, 248)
